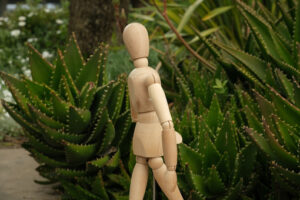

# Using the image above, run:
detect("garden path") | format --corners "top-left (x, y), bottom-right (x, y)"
top-left (0, 148), bottom-right (60, 200)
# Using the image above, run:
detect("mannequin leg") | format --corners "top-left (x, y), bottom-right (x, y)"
top-left (129, 156), bottom-right (149, 200)
top-left (148, 157), bottom-right (183, 200)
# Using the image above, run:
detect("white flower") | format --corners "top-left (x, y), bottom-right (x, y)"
top-left (18, 21), bottom-right (26, 27)
top-left (21, 59), bottom-right (26, 63)
top-left (4, 112), bottom-right (10, 117)
top-left (3, 89), bottom-right (13, 101)
top-left (45, 8), bottom-right (50, 13)
top-left (11, 29), bottom-right (21, 37)
top-left (56, 19), bottom-right (63, 25)
top-left (28, 12), bottom-right (34, 17)
top-left (24, 69), bottom-right (31, 77)
top-left (55, 8), bottom-right (63, 13)
top-left (42, 51), bottom-right (53, 59)
top-left (56, 30), bottom-right (61, 34)
top-left (27, 37), bottom-right (38, 43)
top-left (8, 60), bottom-right (12, 65)
top-left (18, 16), bottom-right (26, 21)
top-left (0, 17), bottom-right (8, 22)
top-left (3, 89), bottom-right (10, 96)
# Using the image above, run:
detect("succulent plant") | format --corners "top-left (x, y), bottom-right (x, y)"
top-left (157, 57), bottom-right (260, 199)
top-left (221, 1), bottom-right (299, 198)
top-left (177, 97), bottom-right (259, 200)
top-left (195, 0), bottom-right (300, 198)
top-left (239, 86), bottom-right (300, 198)
top-left (0, 34), bottom-right (133, 200)
top-left (140, 0), bottom-right (300, 198)
top-left (208, 0), bottom-right (300, 91)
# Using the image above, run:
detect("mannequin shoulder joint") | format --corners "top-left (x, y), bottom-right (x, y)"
top-left (145, 71), bottom-right (161, 87)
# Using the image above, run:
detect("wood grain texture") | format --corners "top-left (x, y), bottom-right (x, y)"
top-left (123, 22), bottom-right (183, 200)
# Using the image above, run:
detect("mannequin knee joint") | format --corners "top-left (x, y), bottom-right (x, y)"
top-left (148, 157), bottom-right (163, 170)
top-left (136, 156), bottom-right (147, 165)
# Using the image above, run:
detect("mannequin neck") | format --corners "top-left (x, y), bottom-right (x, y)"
top-left (133, 58), bottom-right (148, 68)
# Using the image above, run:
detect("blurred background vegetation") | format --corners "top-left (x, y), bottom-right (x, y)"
top-left (0, 0), bottom-right (161, 140)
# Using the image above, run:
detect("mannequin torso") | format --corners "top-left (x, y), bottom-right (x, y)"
top-left (128, 66), bottom-right (160, 113)
top-left (128, 66), bottom-right (164, 157)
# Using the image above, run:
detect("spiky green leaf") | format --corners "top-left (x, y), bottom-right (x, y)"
top-left (63, 33), bottom-right (84, 80)
top-left (179, 143), bottom-right (203, 175)
top-left (68, 106), bottom-right (91, 134)
top-left (65, 142), bottom-right (97, 164)
top-left (27, 43), bottom-right (53, 84)
top-left (99, 119), bottom-right (115, 153)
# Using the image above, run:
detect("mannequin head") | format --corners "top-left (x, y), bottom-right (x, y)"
top-left (123, 23), bottom-right (149, 67)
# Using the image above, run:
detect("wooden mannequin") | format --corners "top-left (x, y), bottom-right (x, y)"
top-left (123, 23), bottom-right (183, 200)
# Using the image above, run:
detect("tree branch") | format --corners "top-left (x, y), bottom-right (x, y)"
top-left (152, 0), bottom-right (216, 72)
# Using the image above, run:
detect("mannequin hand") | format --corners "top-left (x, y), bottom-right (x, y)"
top-left (162, 121), bottom-right (178, 170)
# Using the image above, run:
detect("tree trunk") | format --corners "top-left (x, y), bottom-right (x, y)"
top-left (114, 0), bottom-right (129, 42)
top-left (0, 0), bottom-right (7, 16)
top-left (69, 0), bottom-right (115, 56)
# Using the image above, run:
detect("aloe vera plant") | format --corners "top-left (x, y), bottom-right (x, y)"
top-left (156, 57), bottom-right (260, 199)
top-left (176, 97), bottom-right (259, 200)
top-left (239, 86), bottom-right (300, 198)
top-left (143, 0), bottom-right (299, 198)
top-left (196, 0), bottom-right (300, 198)
top-left (0, 34), bottom-right (133, 200)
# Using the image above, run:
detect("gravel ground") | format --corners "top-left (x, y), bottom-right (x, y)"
top-left (0, 148), bottom-right (61, 200)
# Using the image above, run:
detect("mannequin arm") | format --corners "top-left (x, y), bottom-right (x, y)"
top-left (148, 82), bottom-right (177, 171)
